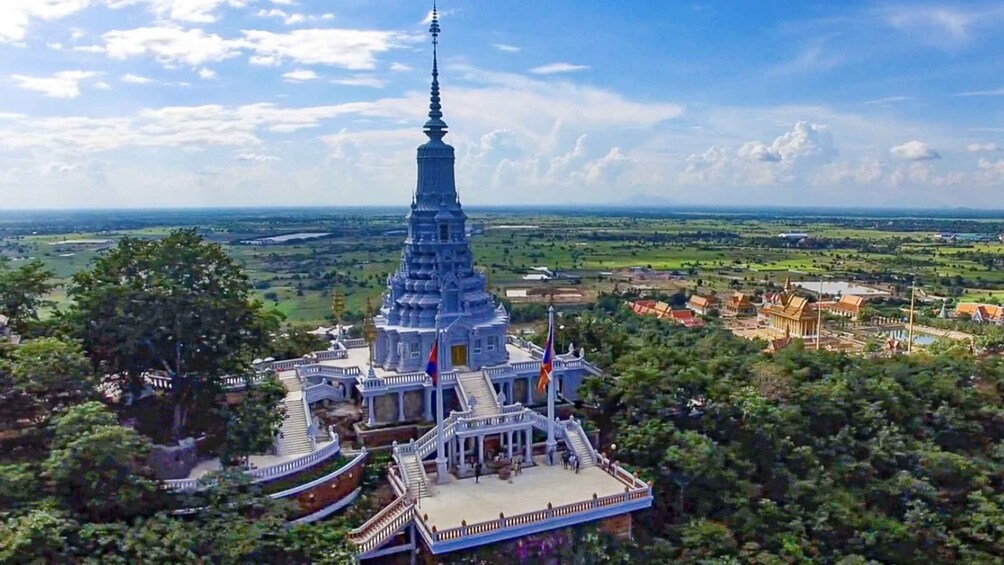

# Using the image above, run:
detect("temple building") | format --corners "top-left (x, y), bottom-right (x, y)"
top-left (760, 279), bottom-right (818, 338)
top-left (286, 9), bottom-right (651, 561)
top-left (724, 292), bottom-right (755, 317)
top-left (687, 294), bottom-right (719, 315)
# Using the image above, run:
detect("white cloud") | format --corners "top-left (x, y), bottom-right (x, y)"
top-left (389, 62), bottom-right (412, 72)
top-left (121, 73), bottom-right (155, 84)
top-left (880, 6), bottom-right (980, 47)
top-left (236, 152), bottom-right (280, 162)
top-left (255, 7), bottom-right (304, 25)
top-left (0, 0), bottom-right (91, 43)
top-left (968, 143), bottom-right (1002, 152)
top-left (530, 62), bottom-right (590, 75)
top-left (332, 75), bottom-right (385, 88)
top-left (108, 0), bottom-right (248, 24)
top-left (863, 96), bottom-right (913, 105)
top-left (492, 43), bottom-right (520, 53)
top-left (683, 121), bottom-right (837, 186)
top-left (241, 28), bottom-right (421, 69)
top-left (976, 158), bottom-right (1004, 184)
top-left (98, 26), bottom-right (240, 66)
top-left (956, 86), bottom-right (1004, 97)
top-left (890, 140), bottom-right (940, 160)
top-left (282, 69), bottom-right (317, 82)
top-left (11, 70), bottom-right (101, 98)
top-left (198, 67), bottom-right (216, 79)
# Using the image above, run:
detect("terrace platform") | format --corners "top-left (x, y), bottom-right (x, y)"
top-left (417, 454), bottom-right (633, 532)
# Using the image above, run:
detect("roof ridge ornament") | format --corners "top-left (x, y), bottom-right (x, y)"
top-left (423, 2), bottom-right (447, 141)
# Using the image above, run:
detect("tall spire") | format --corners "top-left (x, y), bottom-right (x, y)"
top-left (423, 2), bottom-right (447, 141)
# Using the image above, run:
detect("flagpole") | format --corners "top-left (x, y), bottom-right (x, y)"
top-left (435, 321), bottom-right (448, 484)
top-left (546, 305), bottom-right (557, 465)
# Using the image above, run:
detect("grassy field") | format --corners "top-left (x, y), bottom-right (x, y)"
top-left (3, 209), bottom-right (1004, 326)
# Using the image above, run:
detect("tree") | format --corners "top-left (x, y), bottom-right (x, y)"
top-left (68, 229), bottom-right (278, 438)
top-left (220, 374), bottom-right (288, 467)
top-left (0, 259), bottom-right (54, 334)
top-left (0, 509), bottom-right (75, 565)
top-left (9, 338), bottom-right (96, 421)
top-left (44, 403), bottom-right (164, 522)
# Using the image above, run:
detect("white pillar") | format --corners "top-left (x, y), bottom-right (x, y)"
top-left (477, 434), bottom-right (484, 465)
top-left (423, 387), bottom-right (432, 421)
top-left (546, 306), bottom-right (557, 465)
top-left (435, 327), bottom-right (448, 484)
top-left (524, 428), bottom-right (532, 461)
top-left (397, 391), bottom-right (405, 422)
top-left (507, 430), bottom-right (513, 459)
top-left (367, 397), bottom-right (375, 425)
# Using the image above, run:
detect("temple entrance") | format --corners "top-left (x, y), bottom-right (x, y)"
top-left (451, 344), bottom-right (467, 367)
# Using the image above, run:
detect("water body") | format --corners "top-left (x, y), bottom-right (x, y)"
top-left (244, 232), bottom-right (331, 244)
top-left (886, 329), bottom-right (937, 346)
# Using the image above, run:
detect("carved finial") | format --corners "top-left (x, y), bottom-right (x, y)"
top-left (423, 2), bottom-right (447, 140)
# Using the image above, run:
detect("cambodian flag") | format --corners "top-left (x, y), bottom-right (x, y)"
top-left (426, 333), bottom-right (439, 385)
top-left (536, 319), bottom-right (553, 394)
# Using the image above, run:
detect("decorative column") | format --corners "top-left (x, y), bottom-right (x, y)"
top-left (545, 306), bottom-right (557, 465)
top-left (524, 428), bottom-right (532, 462)
top-left (423, 387), bottom-right (433, 421)
top-left (397, 391), bottom-right (405, 422)
top-left (367, 396), bottom-right (375, 426)
top-left (435, 327), bottom-right (449, 485)
top-left (526, 377), bottom-right (533, 405)
top-left (507, 430), bottom-right (514, 459)
top-left (477, 434), bottom-right (484, 465)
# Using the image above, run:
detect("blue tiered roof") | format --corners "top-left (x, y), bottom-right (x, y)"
top-left (373, 8), bottom-right (508, 373)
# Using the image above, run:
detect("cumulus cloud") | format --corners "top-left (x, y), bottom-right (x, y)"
top-left (890, 140), bottom-right (940, 160)
top-left (240, 29), bottom-right (421, 69)
top-left (389, 62), bottom-right (412, 72)
top-left (530, 62), bottom-right (590, 75)
top-left (282, 69), bottom-right (317, 82)
top-left (11, 70), bottom-right (101, 98)
top-left (97, 26), bottom-right (239, 66)
top-left (683, 122), bottom-right (837, 186)
top-left (0, 0), bottom-right (91, 43)
top-left (198, 67), bottom-right (216, 79)
top-left (492, 43), bottom-right (520, 53)
top-left (255, 7), bottom-right (304, 26)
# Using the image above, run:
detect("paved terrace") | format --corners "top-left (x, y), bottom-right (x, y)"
top-left (416, 454), bottom-right (629, 532)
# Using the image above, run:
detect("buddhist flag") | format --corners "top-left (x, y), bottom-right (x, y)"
top-left (536, 319), bottom-right (554, 394)
top-left (426, 333), bottom-right (439, 386)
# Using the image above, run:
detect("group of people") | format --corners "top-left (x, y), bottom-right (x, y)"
top-left (471, 453), bottom-right (526, 484)
top-left (561, 450), bottom-right (581, 474)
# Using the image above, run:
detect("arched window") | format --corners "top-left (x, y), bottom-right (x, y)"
top-left (439, 224), bottom-right (449, 242)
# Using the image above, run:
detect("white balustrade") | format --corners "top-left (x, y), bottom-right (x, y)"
top-left (163, 435), bottom-right (342, 492)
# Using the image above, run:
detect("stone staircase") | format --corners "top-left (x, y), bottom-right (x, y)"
top-left (457, 373), bottom-right (501, 418)
top-left (278, 375), bottom-right (313, 455)
top-left (563, 424), bottom-right (595, 468)
top-left (398, 453), bottom-right (431, 498)
top-left (349, 494), bottom-right (415, 556)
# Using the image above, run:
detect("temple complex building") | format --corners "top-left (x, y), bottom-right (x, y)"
top-left (279, 9), bottom-right (652, 561)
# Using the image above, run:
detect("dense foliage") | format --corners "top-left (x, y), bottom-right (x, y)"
top-left (570, 295), bottom-right (1004, 564)
top-left (67, 229), bottom-right (279, 438)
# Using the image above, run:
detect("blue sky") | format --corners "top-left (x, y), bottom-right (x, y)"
top-left (0, 0), bottom-right (1002, 209)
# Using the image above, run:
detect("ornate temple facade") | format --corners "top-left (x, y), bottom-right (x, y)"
top-left (284, 9), bottom-right (652, 561)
